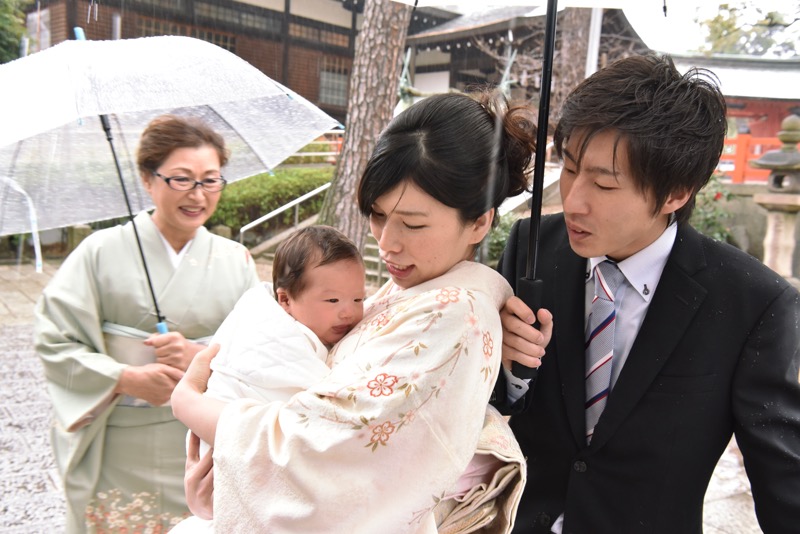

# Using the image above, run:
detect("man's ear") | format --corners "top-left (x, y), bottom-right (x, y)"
top-left (660, 188), bottom-right (692, 216)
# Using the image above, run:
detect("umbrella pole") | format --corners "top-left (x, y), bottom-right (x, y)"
top-left (517, 0), bottom-right (558, 291)
top-left (527, 0), bottom-right (558, 283)
top-left (100, 114), bottom-right (168, 334)
top-left (513, 0), bottom-right (558, 377)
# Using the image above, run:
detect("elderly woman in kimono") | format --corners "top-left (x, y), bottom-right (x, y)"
top-left (34, 115), bottom-right (260, 533)
top-left (172, 90), bottom-right (549, 533)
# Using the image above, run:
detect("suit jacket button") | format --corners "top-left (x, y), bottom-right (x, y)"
top-left (573, 460), bottom-right (587, 472)
top-left (538, 513), bottom-right (551, 526)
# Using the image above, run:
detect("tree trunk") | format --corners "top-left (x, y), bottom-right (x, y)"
top-left (552, 8), bottom-right (593, 121)
top-left (318, 0), bottom-right (412, 251)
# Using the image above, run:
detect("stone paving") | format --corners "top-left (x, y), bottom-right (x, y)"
top-left (0, 259), bottom-right (762, 533)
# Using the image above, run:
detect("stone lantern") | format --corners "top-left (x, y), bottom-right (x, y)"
top-left (751, 114), bottom-right (800, 287)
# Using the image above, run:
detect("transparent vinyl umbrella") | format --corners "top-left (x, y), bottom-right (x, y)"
top-left (0, 35), bottom-right (339, 239)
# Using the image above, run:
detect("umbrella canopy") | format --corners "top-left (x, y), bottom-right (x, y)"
top-left (0, 35), bottom-right (340, 237)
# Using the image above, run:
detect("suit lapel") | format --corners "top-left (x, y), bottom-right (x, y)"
top-left (590, 226), bottom-right (709, 449)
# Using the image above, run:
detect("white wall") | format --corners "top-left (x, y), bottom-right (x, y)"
top-left (414, 49), bottom-right (450, 67)
top-left (414, 71), bottom-right (450, 93)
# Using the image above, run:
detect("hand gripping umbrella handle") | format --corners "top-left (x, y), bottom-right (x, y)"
top-left (514, 277), bottom-right (543, 379)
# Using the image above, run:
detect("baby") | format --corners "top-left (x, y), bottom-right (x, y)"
top-left (173, 225), bottom-right (365, 532)
top-left (203, 225), bottom-right (366, 412)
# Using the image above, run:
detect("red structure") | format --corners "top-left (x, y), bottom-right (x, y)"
top-left (721, 134), bottom-right (778, 183)
top-left (671, 55), bottom-right (800, 184)
top-left (728, 98), bottom-right (800, 138)
top-left (721, 100), bottom-right (800, 184)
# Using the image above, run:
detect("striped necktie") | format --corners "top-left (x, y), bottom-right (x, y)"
top-left (585, 260), bottom-right (625, 444)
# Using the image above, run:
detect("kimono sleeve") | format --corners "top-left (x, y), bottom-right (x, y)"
top-left (213, 285), bottom-right (505, 533)
top-left (34, 240), bottom-right (124, 431)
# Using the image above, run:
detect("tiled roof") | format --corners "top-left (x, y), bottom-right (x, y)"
top-left (672, 54), bottom-right (800, 100)
top-left (408, 6), bottom-right (548, 44)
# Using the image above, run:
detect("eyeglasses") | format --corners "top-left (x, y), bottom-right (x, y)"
top-left (153, 172), bottom-right (227, 192)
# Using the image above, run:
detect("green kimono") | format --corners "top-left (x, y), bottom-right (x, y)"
top-left (34, 212), bottom-right (259, 533)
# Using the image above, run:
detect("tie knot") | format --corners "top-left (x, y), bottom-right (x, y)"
top-left (594, 260), bottom-right (625, 302)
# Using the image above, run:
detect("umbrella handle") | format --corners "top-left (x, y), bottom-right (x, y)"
top-left (156, 322), bottom-right (169, 334)
top-left (513, 277), bottom-right (543, 379)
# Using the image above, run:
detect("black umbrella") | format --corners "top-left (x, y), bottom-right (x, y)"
top-left (522, 1), bottom-right (667, 310)
top-left (517, 0), bottom-right (557, 314)
top-left (399, 0), bottom-right (668, 314)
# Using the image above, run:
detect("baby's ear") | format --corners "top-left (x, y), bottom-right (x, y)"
top-left (276, 288), bottom-right (291, 311)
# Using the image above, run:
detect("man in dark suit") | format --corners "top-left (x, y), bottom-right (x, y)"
top-left (496, 54), bottom-right (800, 533)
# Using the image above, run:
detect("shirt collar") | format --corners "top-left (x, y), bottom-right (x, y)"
top-left (586, 222), bottom-right (677, 302)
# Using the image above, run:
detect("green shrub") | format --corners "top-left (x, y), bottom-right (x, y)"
top-left (484, 212), bottom-right (519, 268)
top-left (208, 167), bottom-right (334, 240)
top-left (690, 173), bottom-right (733, 242)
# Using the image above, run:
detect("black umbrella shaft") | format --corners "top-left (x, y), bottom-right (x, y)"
top-left (526, 0), bottom-right (558, 281)
top-left (100, 114), bottom-right (166, 326)
top-left (513, 0), bottom-right (558, 376)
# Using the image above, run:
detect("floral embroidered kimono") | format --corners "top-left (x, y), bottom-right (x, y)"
top-left (212, 261), bottom-right (524, 533)
top-left (34, 212), bottom-right (259, 533)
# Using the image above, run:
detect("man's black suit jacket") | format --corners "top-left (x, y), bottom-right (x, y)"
top-left (497, 213), bottom-right (800, 534)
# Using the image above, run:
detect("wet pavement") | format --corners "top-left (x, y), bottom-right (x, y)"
top-left (0, 259), bottom-right (762, 533)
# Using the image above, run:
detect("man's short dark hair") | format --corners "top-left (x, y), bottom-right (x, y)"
top-left (554, 54), bottom-right (727, 225)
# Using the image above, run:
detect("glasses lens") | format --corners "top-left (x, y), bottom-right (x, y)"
top-left (156, 172), bottom-right (225, 192)
top-left (202, 178), bottom-right (226, 192)
top-left (167, 177), bottom-right (195, 191)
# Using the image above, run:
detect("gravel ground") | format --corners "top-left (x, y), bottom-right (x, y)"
top-left (1, 324), bottom-right (67, 533)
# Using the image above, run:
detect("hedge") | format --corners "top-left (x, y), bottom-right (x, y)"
top-left (207, 166), bottom-right (334, 241)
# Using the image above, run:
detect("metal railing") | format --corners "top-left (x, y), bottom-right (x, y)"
top-left (287, 129), bottom-right (344, 164)
top-left (239, 182), bottom-right (331, 244)
top-left (238, 130), bottom-right (343, 245)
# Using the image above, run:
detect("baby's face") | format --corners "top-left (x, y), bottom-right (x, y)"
top-left (282, 259), bottom-right (366, 347)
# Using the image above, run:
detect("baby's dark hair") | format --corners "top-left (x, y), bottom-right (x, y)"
top-left (272, 226), bottom-right (362, 298)
top-left (357, 89), bottom-right (536, 226)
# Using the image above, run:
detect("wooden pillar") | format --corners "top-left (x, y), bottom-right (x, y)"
top-left (732, 133), bottom-right (751, 184)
